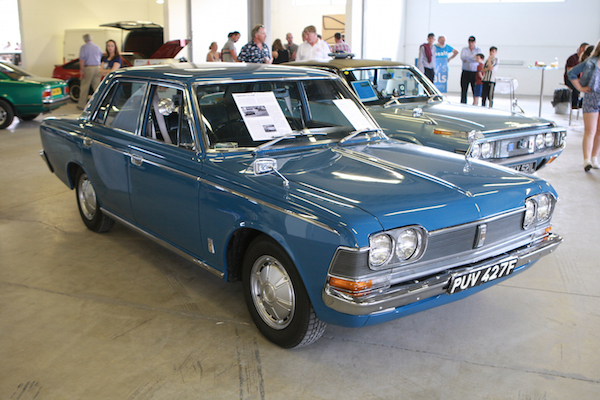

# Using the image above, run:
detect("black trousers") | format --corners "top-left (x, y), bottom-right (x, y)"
top-left (482, 81), bottom-right (495, 107)
top-left (565, 79), bottom-right (580, 108)
top-left (424, 67), bottom-right (434, 82)
top-left (461, 70), bottom-right (477, 103)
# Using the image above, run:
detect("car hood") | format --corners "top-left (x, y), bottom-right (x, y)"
top-left (20, 76), bottom-right (65, 86)
top-left (245, 141), bottom-right (550, 237)
top-left (367, 100), bottom-right (553, 135)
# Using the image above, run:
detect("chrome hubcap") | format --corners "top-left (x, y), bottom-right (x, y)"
top-left (250, 255), bottom-right (295, 330)
top-left (0, 107), bottom-right (7, 124)
top-left (78, 174), bottom-right (97, 220)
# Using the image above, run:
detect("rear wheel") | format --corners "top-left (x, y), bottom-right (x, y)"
top-left (243, 236), bottom-right (326, 348)
top-left (69, 81), bottom-right (80, 102)
top-left (0, 99), bottom-right (15, 129)
top-left (75, 169), bottom-right (115, 233)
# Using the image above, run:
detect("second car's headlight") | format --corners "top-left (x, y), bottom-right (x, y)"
top-left (536, 134), bottom-right (545, 149)
top-left (396, 228), bottom-right (422, 260)
top-left (545, 132), bottom-right (554, 147)
top-left (480, 142), bottom-right (494, 159)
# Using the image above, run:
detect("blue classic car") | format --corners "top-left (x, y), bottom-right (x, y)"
top-left (288, 59), bottom-right (567, 173)
top-left (39, 63), bottom-right (562, 348)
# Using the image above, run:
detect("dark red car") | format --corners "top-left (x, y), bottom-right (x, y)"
top-left (52, 40), bottom-right (188, 102)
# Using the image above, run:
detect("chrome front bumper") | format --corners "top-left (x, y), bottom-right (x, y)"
top-left (322, 233), bottom-right (562, 316)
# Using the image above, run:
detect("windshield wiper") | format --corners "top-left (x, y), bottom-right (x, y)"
top-left (383, 96), bottom-right (402, 108)
top-left (254, 131), bottom-right (303, 154)
top-left (427, 93), bottom-right (444, 103)
top-left (339, 128), bottom-right (386, 144)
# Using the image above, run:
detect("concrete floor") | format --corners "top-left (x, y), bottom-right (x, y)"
top-left (1, 92), bottom-right (599, 400)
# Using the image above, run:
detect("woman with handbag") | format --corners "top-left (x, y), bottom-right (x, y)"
top-left (568, 39), bottom-right (600, 172)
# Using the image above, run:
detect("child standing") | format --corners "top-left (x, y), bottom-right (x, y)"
top-left (482, 46), bottom-right (498, 107)
top-left (473, 53), bottom-right (485, 106)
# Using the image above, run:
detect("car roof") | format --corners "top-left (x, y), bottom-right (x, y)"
top-left (287, 58), bottom-right (412, 71)
top-left (111, 62), bottom-right (338, 82)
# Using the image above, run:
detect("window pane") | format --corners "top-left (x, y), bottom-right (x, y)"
top-left (106, 82), bottom-right (147, 133)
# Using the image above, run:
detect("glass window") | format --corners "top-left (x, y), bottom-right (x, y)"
top-left (143, 84), bottom-right (196, 151)
top-left (98, 81), bottom-right (147, 133)
top-left (347, 68), bottom-right (433, 104)
top-left (196, 79), bottom-right (377, 149)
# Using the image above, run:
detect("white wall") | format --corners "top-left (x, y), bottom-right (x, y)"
top-left (401, 0), bottom-right (600, 96)
top-left (18, 0), bottom-right (164, 76)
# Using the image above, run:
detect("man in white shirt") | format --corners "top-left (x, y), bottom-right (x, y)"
top-left (296, 25), bottom-right (331, 61)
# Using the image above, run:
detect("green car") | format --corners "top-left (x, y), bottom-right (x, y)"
top-left (0, 61), bottom-right (69, 129)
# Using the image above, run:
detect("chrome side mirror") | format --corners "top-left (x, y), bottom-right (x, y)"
top-left (412, 108), bottom-right (423, 118)
top-left (253, 158), bottom-right (289, 188)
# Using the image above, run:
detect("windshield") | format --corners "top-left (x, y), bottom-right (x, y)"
top-left (196, 78), bottom-right (380, 150)
top-left (0, 62), bottom-right (32, 80)
top-left (344, 67), bottom-right (438, 105)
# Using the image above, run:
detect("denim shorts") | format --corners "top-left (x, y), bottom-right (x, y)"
top-left (474, 84), bottom-right (482, 97)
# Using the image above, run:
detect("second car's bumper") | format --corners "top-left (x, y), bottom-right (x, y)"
top-left (322, 233), bottom-right (562, 316)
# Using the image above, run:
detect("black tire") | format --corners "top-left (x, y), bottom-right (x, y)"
top-left (19, 114), bottom-right (39, 121)
top-left (0, 99), bottom-right (15, 129)
top-left (242, 235), bottom-right (326, 348)
top-left (75, 169), bottom-right (115, 233)
top-left (69, 81), bottom-right (80, 102)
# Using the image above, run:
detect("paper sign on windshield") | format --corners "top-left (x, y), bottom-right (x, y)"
top-left (232, 92), bottom-right (293, 141)
top-left (332, 99), bottom-right (373, 130)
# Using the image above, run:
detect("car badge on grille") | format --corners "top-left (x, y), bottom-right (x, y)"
top-left (518, 139), bottom-right (529, 149)
top-left (474, 224), bottom-right (487, 248)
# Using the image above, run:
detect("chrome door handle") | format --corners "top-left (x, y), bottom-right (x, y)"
top-left (83, 137), bottom-right (93, 147)
top-left (130, 154), bottom-right (143, 166)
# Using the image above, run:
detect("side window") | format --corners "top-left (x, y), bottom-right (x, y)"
top-left (143, 84), bottom-right (196, 151)
top-left (93, 81), bottom-right (147, 133)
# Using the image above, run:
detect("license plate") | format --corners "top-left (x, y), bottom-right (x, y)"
top-left (512, 162), bottom-right (535, 173)
top-left (51, 87), bottom-right (62, 96)
top-left (448, 258), bottom-right (518, 295)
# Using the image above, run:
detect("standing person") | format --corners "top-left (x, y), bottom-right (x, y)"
top-left (417, 33), bottom-right (436, 82)
top-left (99, 40), bottom-right (123, 78)
top-left (331, 32), bottom-right (351, 53)
top-left (221, 31), bottom-right (240, 62)
top-left (271, 39), bottom-right (289, 64)
top-left (564, 42), bottom-right (589, 109)
top-left (284, 33), bottom-right (298, 61)
top-left (238, 24), bottom-right (272, 64)
top-left (567, 40), bottom-right (600, 172)
top-left (460, 36), bottom-right (483, 104)
top-left (206, 42), bottom-right (221, 62)
top-left (295, 26), bottom-right (331, 61)
top-left (434, 35), bottom-right (458, 93)
top-left (473, 54), bottom-right (485, 106)
top-left (482, 46), bottom-right (498, 107)
top-left (78, 33), bottom-right (103, 110)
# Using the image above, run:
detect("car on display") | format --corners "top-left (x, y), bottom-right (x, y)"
top-left (0, 61), bottom-right (69, 129)
top-left (288, 58), bottom-right (567, 173)
top-left (53, 39), bottom-right (188, 102)
top-left (39, 63), bottom-right (562, 348)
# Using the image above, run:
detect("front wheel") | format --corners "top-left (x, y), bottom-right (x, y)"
top-left (75, 169), bottom-right (115, 233)
top-left (243, 236), bottom-right (326, 348)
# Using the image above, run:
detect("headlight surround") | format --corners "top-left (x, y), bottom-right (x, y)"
top-left (523, 193), bottom-right (555, 229)
top-left (369, 233), bottom-right (393, 267)
top-left (536, 134), bottom-right (545, 149)
top-left (545, 132), bottom-right (554, 147)
top-left (369, 226), bottom-right (428, 269)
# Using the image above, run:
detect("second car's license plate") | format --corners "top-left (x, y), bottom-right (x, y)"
top-left (512, 162), bottom-right (535, 173)
top-left (448, 258), bottom-right (518, 295)
top-left (52, 87), bottom-right (62, 96)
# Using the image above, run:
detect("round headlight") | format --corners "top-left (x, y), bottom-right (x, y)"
top-left (545, 132), bottom-right (554, 147)
top-left (481, 142), bottom-right (493, 159)
top-left (470, 143), bottom-right (481, 158)
top-left (523, 199), bottom-right (536, 228)
top-left (369, 234), bottom-right (393, 267)
top-left (536, 134), bottom-right (545, 149)
top-left (396, 228), bottom-right (420, 261)
top-left (537, 194), bottom-right (552, 222)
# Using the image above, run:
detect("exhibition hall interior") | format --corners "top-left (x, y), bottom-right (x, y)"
top-left (1, 0), bottom-right (599, 398)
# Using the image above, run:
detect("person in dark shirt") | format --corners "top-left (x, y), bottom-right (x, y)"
top-left (565, 42), bottom-right (589, 109)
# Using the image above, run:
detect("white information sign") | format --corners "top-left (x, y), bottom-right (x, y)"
top-left (332, 99), bottom-right (373, 130)
top-left (232, 92), bottom-right (293, 141)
